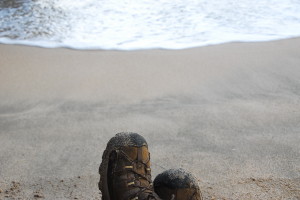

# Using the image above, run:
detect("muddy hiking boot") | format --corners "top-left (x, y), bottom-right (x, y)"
top-left (99, 132), bottom-right (203, 200)
top-left (99, 132), bottom-right (161, 200)
top-left (153, 169), bottom-right (203, 200)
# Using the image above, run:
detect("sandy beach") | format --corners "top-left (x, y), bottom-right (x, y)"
top-left (0, 38), bottom-right (299, 199)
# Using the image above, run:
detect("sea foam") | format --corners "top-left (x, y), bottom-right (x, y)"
top-left (0, 0), bottom-right (300, 50)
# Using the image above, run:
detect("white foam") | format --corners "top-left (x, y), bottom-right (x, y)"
top-left (0, 0), bottom-right (300, 50)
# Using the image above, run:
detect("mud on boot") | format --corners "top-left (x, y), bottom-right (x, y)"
top-left (153, 168), bottom-right (203, 200)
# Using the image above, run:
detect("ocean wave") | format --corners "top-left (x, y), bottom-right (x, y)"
top-left (1, 0), bottom-right (300, 50)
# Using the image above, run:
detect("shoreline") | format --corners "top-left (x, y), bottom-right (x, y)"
top-left (0, 38), bottom-right (300, 199)
top-left (1, 36), bottom-right (300, 51)
top-left (0, 36), bottom-right (300, 52)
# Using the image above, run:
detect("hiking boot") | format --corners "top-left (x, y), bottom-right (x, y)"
top-left (153, 168), bottom-right (203, 200)
top-left (99, 132), bottom-right (161, 200)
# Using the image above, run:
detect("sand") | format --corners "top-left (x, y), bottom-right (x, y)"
top-left (0, 38), bottom-right (299, 199)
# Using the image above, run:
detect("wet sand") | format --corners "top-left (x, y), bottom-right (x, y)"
top-left (0, 38), bottom-right (300, 199)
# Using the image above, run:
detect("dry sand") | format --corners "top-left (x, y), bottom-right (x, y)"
top-left (0, 38), bottom-right (300, 199)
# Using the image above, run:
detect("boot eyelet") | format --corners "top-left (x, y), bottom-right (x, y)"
top-left (137, 163), bottom-right (142, 168)
top-left (127, 181), bottom-right (135, 186)
top-left (124, 166), bottom-right (133, 169)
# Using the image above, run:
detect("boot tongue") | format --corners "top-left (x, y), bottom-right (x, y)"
top-left (121, 146), bottom-right (150, 163)
top-left (120, 146), bottom-right (152, 186)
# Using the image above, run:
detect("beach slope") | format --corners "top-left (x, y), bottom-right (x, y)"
top-left (0, 38), bottom-right (300, 199)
